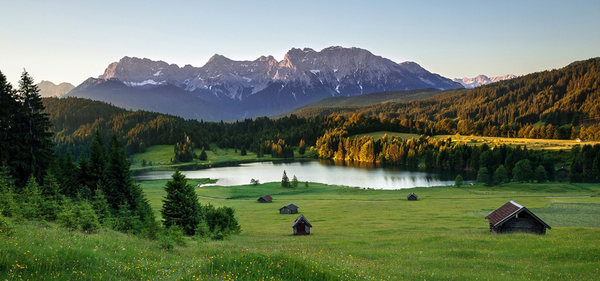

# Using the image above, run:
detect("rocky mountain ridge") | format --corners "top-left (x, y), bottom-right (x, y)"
top-left (69, 46), bottom-right (463, 120)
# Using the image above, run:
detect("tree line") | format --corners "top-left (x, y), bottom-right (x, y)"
top-left (315, 129), bottom-right (600, 183)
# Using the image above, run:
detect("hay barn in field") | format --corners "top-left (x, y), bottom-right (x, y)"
top-left (292, 214), bottom-right (312, 235)
top-left (485, 200), bottom-right (551, 234)
top-left (257, 194), bottom-right (272, 203)
top-left (407, 193), bottom-right (418, 201)
top-left (279, 203), bottom-right (299, 214)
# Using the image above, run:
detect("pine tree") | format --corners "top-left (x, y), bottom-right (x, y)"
top-left (161, 170), bottom-right (201, 235)
top-left (199, 147), bottom-right (207, 161)
top-left (534, 165), bottom-right (547, 183)
top-left (102, 135), bottom-right (154, 233)
top-left (455, 174), bottom-right (463, 187)
top-left (0, 166), bottom-right (17, 217)
top-left (40, 172), bottom-right (62, 221)
top-left (20, 176), bottom-right (43, 219)
top-left (291, 175), bottom-right (298, 188)
top-left (476, 167), bottom-right (491, 186)
top-left (493, 165), bottom-right (508, 185)
top-left (15, 70), bottom-right (54, 183)
top-left (281, 170), bottom-right (290, 188)
top-left (89, 130), bottom-right (106, 188)
top-left (0, 71), bottom-right (20, 174)
top-left (91, 188), bottom-right (110, 223)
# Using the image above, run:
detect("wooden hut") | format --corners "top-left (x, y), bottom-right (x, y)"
top-left (485, 200), bottom-right (551, 234)
top-left (292, 214), bottom-right (312, 235)
top-left (257, 194), bottom-right (272, 203)
top-left (279, 203), bottom-right (299, 214)
top-left (407, 193), bottom-right (418, 201)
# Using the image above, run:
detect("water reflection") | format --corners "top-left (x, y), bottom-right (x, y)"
top-left (135, 161), bottom-right (458, 190)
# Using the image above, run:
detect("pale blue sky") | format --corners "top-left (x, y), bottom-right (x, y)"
top-left (1, 0), bottom-right (599, 85)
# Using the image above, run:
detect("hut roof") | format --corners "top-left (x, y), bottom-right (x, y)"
top-left (292, 214), bottom-right (312, 227)
top-left (259, 195), bottom-right (272, 201)
top-left (485, 200), bottom-right (551, 229)
top-left (279, 203), bottom-right (299, 211)
top-left (407, 193), bottom-right (418, 198)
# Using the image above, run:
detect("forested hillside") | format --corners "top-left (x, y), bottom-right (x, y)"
top-left (43, 97), bottom-right (324, 157)
top-left (294, 58), bottom-right (600, 139)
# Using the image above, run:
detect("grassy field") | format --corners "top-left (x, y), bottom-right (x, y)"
top-left (130, 145), bottom-right (313, 171)
top-left (2, 180), bottom-right (599, 280)
top-left (438, 134), bottom-right (600, 150)
top-left (352, 131), bottom-right (600, 150)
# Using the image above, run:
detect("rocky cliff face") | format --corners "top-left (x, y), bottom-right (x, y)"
top-left (70, 46), bottom-right (463, 120)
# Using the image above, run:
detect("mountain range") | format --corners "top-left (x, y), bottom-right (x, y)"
top-left (453, 74), bottom-right (517, 88)
top-left (67, 46), bottom-right (463, 120)
top-left (37, 80), bottom-right (75, 97)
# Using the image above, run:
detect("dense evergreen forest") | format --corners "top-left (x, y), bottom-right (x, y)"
top-left (1, 70), bottom-right (239, 245)
top-left (43, 97), bottom-right (325, 157)
top-left (295, 58), bottom-right (600, 140)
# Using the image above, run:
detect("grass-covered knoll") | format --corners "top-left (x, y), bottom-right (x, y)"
top-left (2, 181), bottom-right (599, 280)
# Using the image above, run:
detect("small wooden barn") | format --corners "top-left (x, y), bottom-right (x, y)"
top-left (257, 194), bottom-right (272, 203)
top-left (292, 214), bottom-right (312, 235)
top-left (279, 203), bottom-right (299, 214)
top-left (485, 200), bottom-right (551, 234)
top-left (407, 193), bottom-right (418, 201)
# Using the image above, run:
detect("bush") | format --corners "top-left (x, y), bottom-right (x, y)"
top-left (57, 200), bottom-right (100, 233)
top-left (455, 174), bottom-right (463, 187)
top-left (0, 215), bottom-right (12, 236)
top-left (158, 226), bottom-right (186, 250)
top-left (201, 204), bottom-right (241, 239)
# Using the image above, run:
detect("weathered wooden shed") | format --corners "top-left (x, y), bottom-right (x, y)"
top-left (407, 193), bottom-right (418, 201)
top-left (257, 194), bottom-right (272, 203)
top-left (279, 203), bottom-right (299, 214)
top-left (485, 200), bottom-right (551, 234)
top-left (292, 214), bottom-right (312, 235)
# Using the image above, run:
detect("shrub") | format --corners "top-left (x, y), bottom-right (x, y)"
top-left (0, 215), bottom-right (12, 236)
top-left (201, 204), bottom-right (241, 239)
top-left (455, 174), bottom-right (463, 187)
top-left (57, 200), bottom-right (100, 233)
top-left (158, 225), bottom-right (186, 250)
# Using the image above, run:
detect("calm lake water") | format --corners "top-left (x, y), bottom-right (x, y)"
top-left (134, 161), bottom-right (458, 190)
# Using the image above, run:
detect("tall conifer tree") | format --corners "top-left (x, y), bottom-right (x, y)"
top-left (15, 70), bottom-right (54, 183)
top-left (161, 169), bottom-right (201, 235)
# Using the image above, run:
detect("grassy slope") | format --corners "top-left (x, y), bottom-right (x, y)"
top-left (297, 89), bottom-right (441, 108)
top-left (2, 181), bottom-right (599, 280)
top-left (352, 131), bottom-right (600, 150)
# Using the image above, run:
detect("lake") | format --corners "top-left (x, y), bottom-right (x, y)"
top-left (134, 160), bottom-right (458, 190)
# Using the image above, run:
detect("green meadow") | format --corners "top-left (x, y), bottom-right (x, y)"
top-left (2, 180), bottom-right (599, 280)
top-left (130, 145), bottom-right (313, 171)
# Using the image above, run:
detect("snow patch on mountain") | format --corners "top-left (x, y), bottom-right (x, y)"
top-left (453, 74), bottom-right (517, 88)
